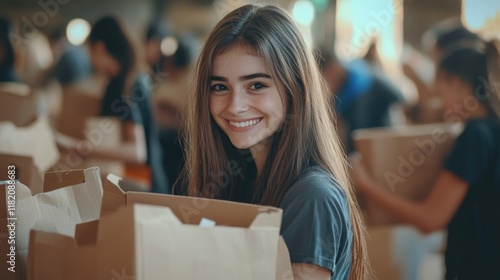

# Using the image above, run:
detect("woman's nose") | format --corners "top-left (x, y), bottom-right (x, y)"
top-left (227, 88), bottom-right (249, 115)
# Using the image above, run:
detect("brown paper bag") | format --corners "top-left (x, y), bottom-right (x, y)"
top-left (354, 123), bottom-right (463, 225)
top-left (0, 167), bottom-right (103, 280)
top-left (28, 174), bottom-right (293, 280)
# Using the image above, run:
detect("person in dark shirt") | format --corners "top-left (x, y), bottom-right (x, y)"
top-left (176, 5), bottom-right (370, 280)
top-left (318, 49), bottom-right (405, 153)
top-left (90, 16), bottom-right (168, 194)
top-left (354, 41), bottom-right (500, 279)
top-left (55, 16), bottom-right (169, 193)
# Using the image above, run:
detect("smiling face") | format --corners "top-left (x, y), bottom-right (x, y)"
top-left (209, 45), bottom-right (286, 152)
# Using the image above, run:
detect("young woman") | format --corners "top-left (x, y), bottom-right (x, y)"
top-left (354, 41), bottom-right (500, 279)
top-left (177, 5), bottom-right (369, 280)
top-left (56, 16), bottom-right (169, 193)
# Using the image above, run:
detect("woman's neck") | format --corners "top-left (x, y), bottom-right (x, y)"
top-left (249, 142), bottom-right (270, 177)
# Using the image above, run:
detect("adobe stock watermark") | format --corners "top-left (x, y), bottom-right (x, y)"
top-left (5, 166), bottom-right (17, 273)
top-left (382, 74), bottom-right (499, 191)
top-left (443, 75), bottom-right (500, 123)
top-left (383, 127), bottom-right (450, 191)
top-left (52, 117), bottom-right (119, 177)
top-left (8, 0), bottom-right (70, 51)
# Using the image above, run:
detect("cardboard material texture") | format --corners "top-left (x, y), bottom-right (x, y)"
top-left (0, 117), bottom-right (60, 194)
top-left (28, 174), bottom-right (294, 280)
top-left (0, 154), bottom-right (41, 194)
top-left (0, 83), bottom-right (36, 127)
top-left (354, 123), bottom-right (463, 225)
top-left (56, 86), bottom-right (101, 139)
top-left (0, 167), bottom-right (103, 280)
top-left (51, 117), bottom-right (124, 177)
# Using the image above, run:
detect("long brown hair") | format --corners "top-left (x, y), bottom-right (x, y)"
top-left (179, 4), bottom-right (369, 279)
top-left (88, 16), bottom-right (140, 103)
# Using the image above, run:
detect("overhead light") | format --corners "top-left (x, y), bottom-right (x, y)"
top-left (161, 36), bottom-right (179, 56)
top-left (66, 18), bottom-right (91, 46)
top-left (292, 0), bottom-right (315, 26)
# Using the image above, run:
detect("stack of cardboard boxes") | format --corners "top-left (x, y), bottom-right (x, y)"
top-left (1, 168), bottom-right (293, 280)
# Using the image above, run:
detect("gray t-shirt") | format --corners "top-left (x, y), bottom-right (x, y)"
top-left (279, 166), bottom-right (353, 279)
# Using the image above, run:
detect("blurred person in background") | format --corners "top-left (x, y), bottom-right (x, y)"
top-left (422, 18), bottom-right (483, 65)
top-left (56, 16), bottom-right (169, 194)
top-left (317, 48), bottom-right (406, 153)
top-left (44, 23), bottom-right (92, 87)
top-left (0, 17), bottom-right (19, 82)
top-left (403, 19), bottom-right (484, 123)
top-left (155, 33), bottom-right (198, 187)
top-left (144, 20), bottom-right (171, 74)
top-left (354, 41), bottom-right (500, 280)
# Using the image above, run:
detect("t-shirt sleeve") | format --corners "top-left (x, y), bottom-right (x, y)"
top-left (279, 173), bottom-right (353, 277)
top-left (444, 120), bottom-right (494, 186)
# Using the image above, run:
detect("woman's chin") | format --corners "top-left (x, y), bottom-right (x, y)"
top-left (229, 139), bottom-right (255, 150)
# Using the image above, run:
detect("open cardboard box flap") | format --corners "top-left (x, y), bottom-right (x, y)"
top-left (103, 174), bottom-right (283, 228)
top-left (28, 173), bottom-right (293, 280)
top-left (1, 167), bottom-right (103, 280)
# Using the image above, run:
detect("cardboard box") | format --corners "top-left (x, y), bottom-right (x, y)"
top-left (51, 117), bottom-right (125, 177)
top-left (354, 123), bottom-right (463, 225)
top-left (0, 83), bottom-right (36, 127)
top-left (0, 167), bottom-right (103, 280)
top-left (28, 174), bottom-right (293, 280)
top-left (0, 154), bottom-right (41, 194)
top-left (366, 225), bottom-right (445, 280)
top-left (0, 117), bottom-right (60, 194)
top-left (56, 86), bottom-right (101, 140)
top-left (54, 85), bottom-right (125, 177)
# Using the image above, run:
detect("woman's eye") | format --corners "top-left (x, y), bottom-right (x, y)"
top-left (250, 82), bottom-right (267, 91)
top-left (210, 84), bottom-right (228, 92)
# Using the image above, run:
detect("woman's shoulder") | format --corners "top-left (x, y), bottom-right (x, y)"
top-left (280, 165), bottom-right (349, 209)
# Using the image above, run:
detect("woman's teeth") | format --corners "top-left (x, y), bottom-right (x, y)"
top-left (229, 118), bottom-right (261, 128)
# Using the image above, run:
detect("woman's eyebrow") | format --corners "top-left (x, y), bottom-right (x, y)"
top-left (210, 76), bottom-right (227, 81)
top-left (210, 73), bottom-right (272, 82)
top-left (239, 73), bottom-right (271, 81)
